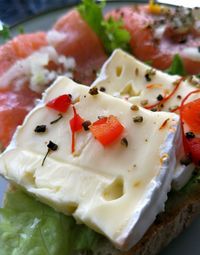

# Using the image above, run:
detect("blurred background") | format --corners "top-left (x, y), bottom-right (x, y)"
top-left (0, 0), bottom-right (150, 25)
top-left (0, 0), bottom-right (80, 25)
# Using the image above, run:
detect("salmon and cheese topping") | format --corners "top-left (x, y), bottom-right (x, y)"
top-left (107, 5), bottom-right (200, 74)
top-left (0, 9), bottom-right (107, 149)
top-left (0, 76), bottom-right (179, 250)
top-left (92, 49), bottom-right (200, 189)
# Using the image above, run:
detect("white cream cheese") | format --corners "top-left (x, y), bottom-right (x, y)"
top-left (92, 49), bottom-right (198, 190)
top-left (0, 76), bottom-right (179, 250)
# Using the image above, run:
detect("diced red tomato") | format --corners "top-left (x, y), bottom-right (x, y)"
top-left (180, 90), bottom-right (200, 165)
top-left (186, 138), bottom-right (200, 165)
top-left (90, 115), bottom-right (124, 146)
top-left (69, 106), bottom-right (84, 153)
top-left (92, 117), bottom-right (107, 126)
top-left (70, 107), bottom-right (84, 132)
top-left (46, 94), bottom-right (72, 113)
top-left (182, 98), bottom-right (200, 134)
top-left (0, 10), bottom-right (107, 149)
top-left (54, 10), bottom-right (107, 84)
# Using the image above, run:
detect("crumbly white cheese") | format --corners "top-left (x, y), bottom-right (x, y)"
top-left (0, 76), bottom-right (179, 250)
top-left (0, 46), bottom-right (76, 93)
top-left (46, 30), bottom-right (66, 47)
top-left (92, 49), bottom-right (198, 190)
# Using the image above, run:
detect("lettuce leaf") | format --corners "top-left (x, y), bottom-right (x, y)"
top-left (165, 54), bottom-right (186, 76)
top-left (77, 0), bottom-right (131, 54)
top-left (0, 21), bottom-right (11, 40)
top-left (0, 188), bottom-right (101, 255)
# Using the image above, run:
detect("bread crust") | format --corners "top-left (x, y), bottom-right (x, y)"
top-left (124, 196), bottom-right (200, 255)
top-left (123, 177), bottom-right (200, 255)
top-left (94, 175), bottom-right (200, 255)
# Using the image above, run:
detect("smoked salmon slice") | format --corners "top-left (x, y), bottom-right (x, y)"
top-left (0, 32), bottom-right (47, 76)
top-left (54, 10), bottom-right (107, 84)
top-left (0, 33), bottom-right (47, 148)
top-left (107, 5), bottom-right (200, 74)
top-left (0, 10), bottom-right (107, 148)
top-left (0, 85), bottom-right (39, 148)
top-left (1, 3), bottom-right (200, 149)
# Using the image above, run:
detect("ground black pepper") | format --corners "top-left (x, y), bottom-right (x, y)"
top-left (82, 120), bottom-right (92, 131)
top-left (42, 141), bottom-right (58, 166)
top-left (100, 87), bottom-right (106, 92)
top-left (157, 94), bottom-right (163, 101)
top-left (185, 132), bottom-right (195, 139)
top-left (34, 125), bottom-right (46, 133)
top-left (133, 116), bottom-right (143, 123)
top-left (47, 141), bottom-right (58, 151)
top-left (131, 105), bottom-right (139, 111)
top-left (121, 137), bottom-right (128, 147)
top-left (89, 87), bottom-right (99, 95)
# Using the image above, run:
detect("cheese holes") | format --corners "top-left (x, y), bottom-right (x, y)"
top-left (133, 180), bottom-right (141, 188)
top-left (23, 172), bottom-right (36, 185)
top-left (66, 203), bottom-right (78, 214)
top-left (120, 83), bottom-right (140, 97)
top-left (115, 66), bottom-right (123, 77)
top-left (103, 178), bottom-right (124, 201)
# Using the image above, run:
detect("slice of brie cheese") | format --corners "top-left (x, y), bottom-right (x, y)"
top-left (92, 49), bottom-right (198, 190)
top-left (0, 76), bottom-right (179, 250)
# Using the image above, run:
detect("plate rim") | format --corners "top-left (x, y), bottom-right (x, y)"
top-left (10, 0), bottom-right (148, 28)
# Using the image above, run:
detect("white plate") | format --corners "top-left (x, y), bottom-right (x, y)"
top-left (0, 3), bottom-right (200, 254)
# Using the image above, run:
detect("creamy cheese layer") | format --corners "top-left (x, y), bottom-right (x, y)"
top-left (92, 49), bottom-right (198, 190)
top-left (0, 77), bottom-right (179, 250)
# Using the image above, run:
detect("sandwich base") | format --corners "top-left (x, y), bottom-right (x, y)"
top-left (94, 169), bottom-right (200, 255)
top-left (3, 169), bottom-right (200, 255)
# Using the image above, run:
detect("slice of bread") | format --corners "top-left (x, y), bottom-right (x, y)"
top-left (93, 169), bottom-right (200, 255)
top-left (5, 168), bottom-right (200, 255)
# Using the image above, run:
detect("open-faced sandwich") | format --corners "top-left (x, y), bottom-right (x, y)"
top-left (0, 1), bottom-right (200, 255)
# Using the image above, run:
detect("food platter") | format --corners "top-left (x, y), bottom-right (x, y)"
top-left (0, 1), bottom-right (200, 254)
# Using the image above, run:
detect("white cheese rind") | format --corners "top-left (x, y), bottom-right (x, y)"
top-left (0, 76), bottom-right (179, 250)
top-left (92, 49), bottom-right (197, 190)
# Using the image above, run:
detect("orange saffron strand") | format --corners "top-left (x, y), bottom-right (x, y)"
top-left (145, 77), bottom-right (184, 110)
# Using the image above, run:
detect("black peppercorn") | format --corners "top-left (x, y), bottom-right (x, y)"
top-left (34, 125), bottom-right (46, 133)
top-left (185, 132), bottom-right (195, 139)
top-left (82, 120), bottom-right (92, 131)
top-left (89, 87), bottom-right (99, 95)
top-left (47, 141), bottom-right (58, 151)
top-left (157, 94), bottom-right (163, 101)
top-left (133, 116), bottom-right (143, 123)
top-left (121, 137), bottom-right (128, 147)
